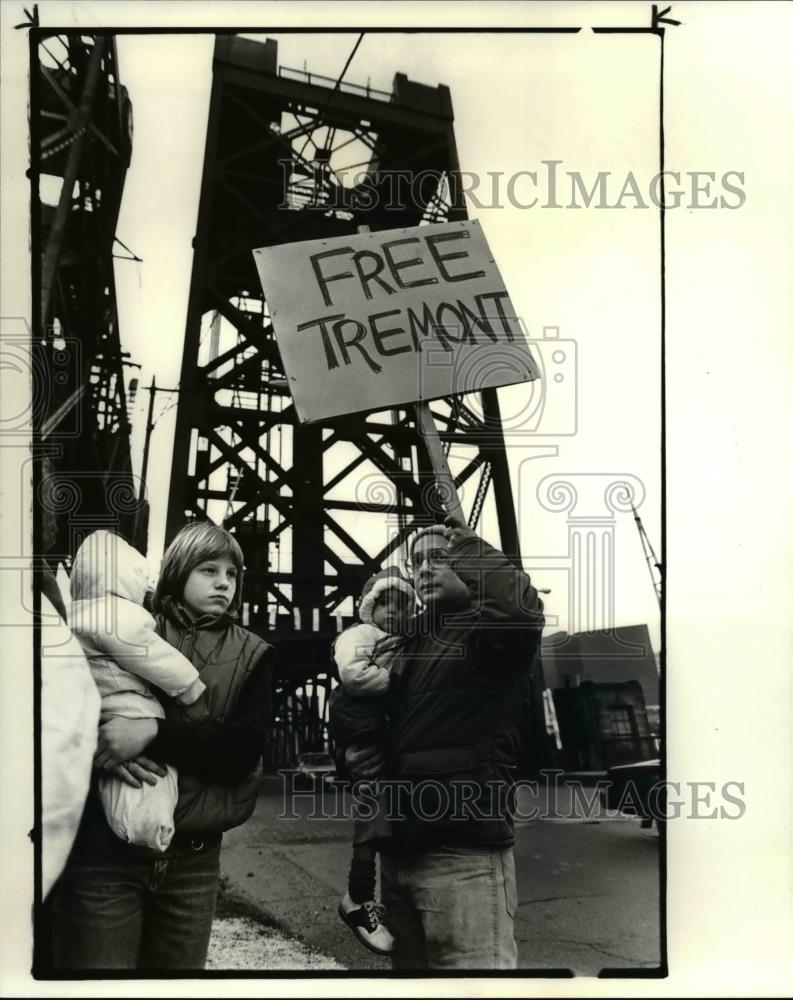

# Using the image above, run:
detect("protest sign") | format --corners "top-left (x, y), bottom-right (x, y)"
top-left (253, 219), bottom-right (539, 424)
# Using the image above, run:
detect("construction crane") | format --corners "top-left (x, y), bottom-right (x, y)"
top-left (630, 500), bottom-right (662, 607)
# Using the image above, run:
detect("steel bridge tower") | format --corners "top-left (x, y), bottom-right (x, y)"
top-left (35, 33), bottom-right (146, 564)
top-left (166, 36), bottom-right (536, 768)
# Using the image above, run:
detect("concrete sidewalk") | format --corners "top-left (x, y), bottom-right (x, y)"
top-left (219, 780), bottom-right (387, 971)
top-left (215, 776), bottom-right (661, 974)
top-left (207, 881), bottom-right (345, 971)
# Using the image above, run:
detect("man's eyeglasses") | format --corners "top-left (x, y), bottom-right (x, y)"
top-left (404, 548), bottom-right (452, 575)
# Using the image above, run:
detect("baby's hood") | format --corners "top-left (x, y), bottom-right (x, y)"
top-left (69, 530), bottom-right (149, 605)
top-left (358, 566), bottom-right (416, 625)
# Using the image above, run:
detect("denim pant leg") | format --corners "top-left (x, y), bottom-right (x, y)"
top-left (138, 842), bottom-right (221, 970)
top-left (397, 845), bottom-right (518, 970)
top-left (380, 852), bottom-right (428, 970)
top-left (50, 856), bottom-right (147, 969)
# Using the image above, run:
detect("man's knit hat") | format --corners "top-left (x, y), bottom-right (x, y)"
top-left (358, 567), bottom-right (416, 625)
top-left (408, 523), bottom-right (449, 559)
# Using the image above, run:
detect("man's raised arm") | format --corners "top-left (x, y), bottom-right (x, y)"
top-left (444, 515), bottom-right (544, 631)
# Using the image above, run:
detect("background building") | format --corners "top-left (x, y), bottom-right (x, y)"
top-left (542, 624), bottom-right (660, 770)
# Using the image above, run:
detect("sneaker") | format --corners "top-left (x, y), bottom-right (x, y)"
top-left (338, 891), bottom-right (395, 955)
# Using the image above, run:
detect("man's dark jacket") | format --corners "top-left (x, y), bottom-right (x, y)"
top-left (384, 535), bottom-right (544, 850)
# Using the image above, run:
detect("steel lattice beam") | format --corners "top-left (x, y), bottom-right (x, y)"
top-left (36, 33), bottom-right (144, 561)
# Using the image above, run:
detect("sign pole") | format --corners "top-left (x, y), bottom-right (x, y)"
top-left (415, 400), bottom-right (467, 525)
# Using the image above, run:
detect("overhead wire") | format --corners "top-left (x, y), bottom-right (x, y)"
top-left (295, 33), bottom-right (366, 163)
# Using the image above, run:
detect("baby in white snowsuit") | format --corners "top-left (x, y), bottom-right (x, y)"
top-left (68, 530), bottom-right (206, 851)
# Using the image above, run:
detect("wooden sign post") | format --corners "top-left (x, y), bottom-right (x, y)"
top-left (415, 400), bottom-right (467, 525)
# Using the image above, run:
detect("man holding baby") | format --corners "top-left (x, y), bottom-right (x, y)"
top-left (345, 514), bottom-right (545, 970)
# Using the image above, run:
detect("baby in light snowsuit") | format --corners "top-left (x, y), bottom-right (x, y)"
top-left (68, 530), bottom-right (207, 851)
top-left (331, 567), bottom-right (417, 956)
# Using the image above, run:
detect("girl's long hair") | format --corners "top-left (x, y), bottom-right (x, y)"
top-left (153, 522), bottom-right (245, 615)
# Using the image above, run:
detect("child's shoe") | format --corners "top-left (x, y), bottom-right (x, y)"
top-left (338, 891), bottom-right (395, 955)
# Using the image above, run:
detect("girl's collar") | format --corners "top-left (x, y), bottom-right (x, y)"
top-left (160, 595), bottom-right (236, 630)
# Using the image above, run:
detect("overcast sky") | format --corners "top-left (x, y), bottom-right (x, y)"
top-left (113, 27), bottom-right (663, 647)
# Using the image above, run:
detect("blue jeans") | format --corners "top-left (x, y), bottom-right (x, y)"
top-left (380, 844), bottom-right (518, 970)
top-left (50, 839), bottom-right (221, 970)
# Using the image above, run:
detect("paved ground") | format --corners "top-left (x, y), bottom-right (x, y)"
top-left (207, 886), bottom-right (344, 971)
top-left (214, 776), bottom-right (661, 975)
